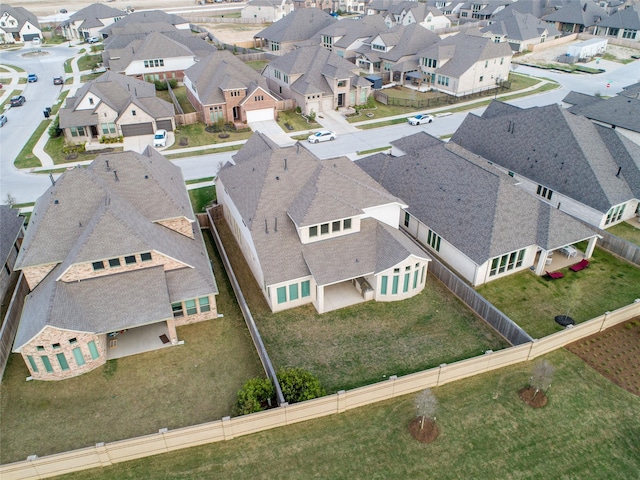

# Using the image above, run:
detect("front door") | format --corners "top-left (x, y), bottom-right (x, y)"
top-left (90, 125), bottom-right (98, 137)
top-left (232, 106), bottom-right (240, 120)
top-left (337, 93), bottom-right (345, 107)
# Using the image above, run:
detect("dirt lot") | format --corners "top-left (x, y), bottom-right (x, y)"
top-left (515, 42), bottom-right (639, 65)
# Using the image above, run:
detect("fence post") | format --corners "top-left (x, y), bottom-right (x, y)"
top-left (95, 442), bottom-right (113, 467)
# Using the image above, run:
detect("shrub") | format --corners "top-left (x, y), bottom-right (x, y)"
top-left (236, 377), bottom-right (275, 415)
top-left (48, 117), bottom-right (62, 138)
top-left (295, 106), bottom-right (301, 114)
top-left (277, 368), bottom-right (325, 404)
top-left (154, 79), bottom-right (178, 91)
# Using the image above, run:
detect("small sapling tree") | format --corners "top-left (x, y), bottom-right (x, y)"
top-left (415, 388), bottom-right (438, 429)
top-left (530, 360), bottom-right (554, 400)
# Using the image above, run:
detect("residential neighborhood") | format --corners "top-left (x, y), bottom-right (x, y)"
top-left (0, 0), bottom-right (639, 477)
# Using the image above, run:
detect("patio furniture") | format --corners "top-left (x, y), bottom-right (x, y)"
top-left (560, 245), bottom-right (577, 258)
top-left (545, 271), bottom-right (564, 280)
top-left (570, 259), bottom-right (590, 272)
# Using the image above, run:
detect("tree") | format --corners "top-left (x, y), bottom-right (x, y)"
top-left (235, 377), bottom-right (275, 415)
top-left (5, 192), bottom-right (17, 207)
top-left (415, 388), bottom-right (438, 429)
top-left (530, 360), bottom-right (554, 399)
top-left (48, 116), bottom-right (62, 138)
top-left (277, 367), bottom-right (325, 404)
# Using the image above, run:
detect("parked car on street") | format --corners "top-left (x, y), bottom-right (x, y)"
top-left (0, 115), bottom-right (7, 127)
top-left (308, 130), bottom-right (336, 143)
top-left (53, 76), bottom-right (64, 85)
top-left (27, 73), bottom-right (38, 83)
top-left (407, 113), bottom-right (434, 125)
top-left (153, 129), bottom-right (167, 147)
top-left (10, 95), bottom-right (26, 107)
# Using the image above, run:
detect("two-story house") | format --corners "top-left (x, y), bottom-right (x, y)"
top-left (451, 101), bottom-right (640, 230)
top-left (58, 71), bottom-right (175, 145)
top-left (61, 3), bottom-right (125, 41)
top-left (184, 51), bottom-right (278, 125)
top-left (216, 132), bottom-right (431, 314)
top-left (417, 31), bottom-right (512, 96)
top-left (0, 205), bottom-right (25, 301)
top-left (263, 45), bottom-right (372, 115)
top-left (383, 2), bottom-right (451, 30)
top-left (542, 0), bottom-right (608, 34)
top-left (12, 149), bottom-right (218, 381)
top-left (358, 132), bottom-right (598, 286)
top-left (457, 1), bottom-right (510, 22)
top-left (481, 10), bottom-right (561, 52)
top-left (318, 14), bottom-right (388, 62)
top-left (0, 4), bottom-right (42, 44)
top-left (242, 0), bottom-right (295, 22)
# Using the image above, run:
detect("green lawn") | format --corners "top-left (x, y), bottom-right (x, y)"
top-left (77, 54), bottom-right (102, 72)
top-left (168, 123), bottom-right (252, 150)
top-left (276, 109), bottom-right (320, 132)
top-left (214, 218), bottom-right (509, 393)
top-left (165, 144), bottom-right (243, 159)
top-left (80, 72), bottom-right (103, 83)
top-left (188, 185), bottom-right (216, 213)
top-left (477, 246), bottom-right (640, 339)
top-left (607, 221), bottom-right (640, 246)
top-left (14, 120), bottom-right (49, 169)
top-left (50, 349), bottom-right (640, 480)
top-left (245, 60), bottom-right (269, 72)
top-left (63, 58), bottom-right (73, 74)
top-left (0, 232), bottom-right (264, 464)
top-left (156, 86), bottom-right (196, 114)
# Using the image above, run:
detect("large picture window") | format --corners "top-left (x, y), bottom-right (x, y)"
top-left (489, 249), bottom-right (525, 276)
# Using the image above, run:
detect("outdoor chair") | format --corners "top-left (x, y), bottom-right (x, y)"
top-left (545, 271), bottom-right (564, 280)
top-left (570, 259), bottom-right (590, 272)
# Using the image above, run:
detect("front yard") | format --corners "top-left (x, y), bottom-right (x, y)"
top-left (0, 232), bottom-right (264, 464)
top-left (167, 122), bottom-right (253, 150)
top-left (477, 246), bottom-right (640, 339)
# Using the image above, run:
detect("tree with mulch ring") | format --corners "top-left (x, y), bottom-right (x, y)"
top-left (519, 360), bottom-right (554, 408)
top-left (410, 388), bottom-right (439, 443)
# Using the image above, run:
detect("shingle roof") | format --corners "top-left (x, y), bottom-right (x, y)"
top-left (0, 4), bottom-right (40, 32)
top-left (217, 132), bottom-right (424, 285)
top-left (1, 205), bottom-right (23, 266)
top-left (543, 0), bottom-right (607, 26)
top-left (317, 15), bottom-right (387, 49)
top-left (13, 149), bottom-right (217, 350)
top-left (451, 101), bottom-right (640, 214)
top-left (562, 90), bottom-right (602, 108)
top-left (67, 2), bottom-right (124, 30)
top-left (254, 8), bottom-right (337, 42)
top-left (481, 10), bottom-right (561, 41)
top-left (597, 4), bottom-right (640, 29)
top-left (357, 132), bottom-right (596, 265)
top-left (100, 9), bottom-right (189, 36)
top-left (566, 93), bottom-right (640, 134)
top-left (185, 51), bottom-right (270, 105)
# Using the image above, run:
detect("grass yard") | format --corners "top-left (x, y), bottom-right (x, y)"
top-left (276, 109), bottom-right (320, 132)
top-left (77, 54), bottom-right (102, 72)
top-left (50, 349), bottom-right (640, 480)
top-left (214, 218), bottom-right (509, 393)
top-left (155, 86), bottom-right (196, 114)
top-left (607, 221), bottom-right (640, 246)
top-left (245, 60), bottom-right (269, 72)
top-left (0, 232), bottom-right (264, 464)
top-left (14, 120), bottom-right (48, 168)
top-left (477, 246), bottom-right (640, 340)
top-left (168, 123), bottom-right (252, 150)
top-left (188, 185), bottom-right (216, 213)
top-left (165, 144), bottom-right (242, 159)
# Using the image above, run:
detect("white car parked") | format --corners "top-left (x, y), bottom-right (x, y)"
top-left (308, 130), bottom-right (336, 143)
top-left (407, 114), bottom-right (434, 125)
top-left (153, 129), bottom-right (167, 147)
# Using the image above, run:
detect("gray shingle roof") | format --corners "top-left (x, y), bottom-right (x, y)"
top-left (13, 149), bottom-right (217, 351)
top-left (1, 205), bottom-right (23, 267)
top-left (597, 4), bottom-right (640, 29)
top-left (185, 51), bottom-right (270, 106)
top-left (254, 8), bottom-right (337, 42)
top-left (481, 10), bottom-right (561, 41)
top-left (566, 93), bottom-right (640, 134)
top-left (217, 132), bottom-right (423, 286)
top-left (562, 90), bottom-right (602, 108)
top-left (451, 101), bottom-right (640, 214)
top-left (357, 132), bottom-right (596, 265)
top-left (317, 15), bottom-right (387, 49)
top-left (100, 9), bottom-right (189, 36)
top-left (0, 4), bottom-right (40, 33)
top-left (543, 0), bottom-right (607, 26)
top-left (67, 2), bottom-right (124, 30)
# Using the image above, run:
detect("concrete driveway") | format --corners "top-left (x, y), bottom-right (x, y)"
top-left (247, 119), bottom-right (295, 146)
top-left (315, 109), bottom-right (359, 134)
top-left (122, 131), bottom-right (175, 153)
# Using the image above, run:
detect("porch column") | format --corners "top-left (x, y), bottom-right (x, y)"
top-left (584, 236), bottom-right (599, 259)
top-left (166, 318), bottom-right (179, 345)
top-left (534, 250), bottom-right (549, 276)
top-left (316, 285), bottom-right (325, 314)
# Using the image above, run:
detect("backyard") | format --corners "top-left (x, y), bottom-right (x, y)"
top-left (477, 245), bottom-right (640, 339)
top-left (0, 232), bottom-right (264, 464)
top-left (607, 220), bottom-right (640, 246)
top-left (50, 348), bottom-right (640, 479)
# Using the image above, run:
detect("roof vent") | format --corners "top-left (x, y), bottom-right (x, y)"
top-left (275, 176), bottom-right (279, 180)
top-left (265, 219), bottom-right (269, 234)
top-left (144, 174), bottom-right (148, 179)
top-left (54, 199), bottom-right (59, 204)
top-left (114, 170), bottom-right (119, 181)
top-left (616, 166), bottom-right (622, 177)
top-left (274, 217), bottom-right (278, 232)
top-left (105, 159), bottom-right (111, 171)
top-left (284, 158), bottom-right (287, 170)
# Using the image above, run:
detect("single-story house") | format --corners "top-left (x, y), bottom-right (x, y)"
top-left (216, 132), bottom-right (431, 314)
top-left (481, 10), bottom-right (562, 52)
top-left (594, 4), bottom-right (639, 41)
top-left (13, 149), bottom-right (218, 380)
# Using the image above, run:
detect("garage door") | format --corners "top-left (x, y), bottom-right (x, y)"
top-left (121, 122), bottom-right (153, 137)
top-left (156, 119), bottom-right (173, 131)
top-left (246, 108), bottom-right (274, 122)
top-left (23, 34), bottom-right (40, 41)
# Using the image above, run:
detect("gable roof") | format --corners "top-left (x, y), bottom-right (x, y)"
top-left (597, 4), bottom-right (640, 29)
top-left (254, 8), bottom-right (337, 42)
top-left (451, 101), bottom-right (640, 214)
top-left (542, 0), bottom-right (607, 26)
top-left (0, 4), bottom-right (40, 32)
top-left (1, 205), bottom-right (23, 266)
top-left (357, 132), bottom-right (596, 265)
top-left (185, 50), bottom-right (270, 105)
top-left (66, 2), bottom-right (124, 29)
top-left (100, 9), bottom-right (189, 36)
top-left (482, 10), bottom-right (561, 41)
top-left (217, 133), bottom-right (425, 286)
top-left (565, 92), bottom-right (640, 134)
top-left (13, 149), bottom-right (217, 350)
top-left (317, 15), bottom-right (388, 49)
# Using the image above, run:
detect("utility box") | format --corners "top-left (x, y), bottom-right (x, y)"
top-left (567, 38), bottom-right (608, 59)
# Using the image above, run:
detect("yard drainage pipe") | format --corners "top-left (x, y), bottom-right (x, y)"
top-left (207, 208), bottom-right (286, 406)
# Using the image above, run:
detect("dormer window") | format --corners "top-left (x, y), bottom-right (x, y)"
top-left (343, 218), bottom-right (351, 230)
top-left (309, 226), bottom-right (318, 237)
top-left (332, 221), bottom-right (341, 232)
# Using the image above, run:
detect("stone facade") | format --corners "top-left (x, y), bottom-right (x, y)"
top-left (172, 294), bottom-right (218, 327)
top-left (22, 263), bottom-right (57, 290)
top-left (156, 217), bottom-right (194, 239)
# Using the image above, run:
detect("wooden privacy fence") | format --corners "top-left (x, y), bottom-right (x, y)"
top-left (0, 273), bottom-right (28, 381)
top-left (597, 228), bottom-right (640, 266)
top-left (2, 300), bottom-right (638, 480)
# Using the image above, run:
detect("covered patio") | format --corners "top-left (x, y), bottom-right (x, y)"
top-left (319, 278), bottom-right (373, 313)
top-left (533, 237), bottom-right (598, 275)
top-left (106, 322), bottom-right (177, 360)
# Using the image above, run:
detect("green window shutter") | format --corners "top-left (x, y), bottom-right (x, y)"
top-left (56, 353), bottom-right (69, 371)
top-left (41, 355), bottom-right (53, 373)
top-left (88, 341), bottom-right (100, 360)
top-left (301, 280), bottom-right (310, 297)
top-left (392, 276), bottom-right (399, 294)
top-left (380, 275), bottom-right (388, 295)
top-left (198, 296), bottom-right (210, 312)
top-left (289, 284), bottom-right (299, 301)
top-left (277, 286), bottom-right (286, 304)
top-left (27, 355), bottom-right (38, 373)
top-left (403, 273), bottom-right (410, 292)
top-left (185, 299), bottom-right (197, 315)
top-left (72, 347), bottom-right (86, 366)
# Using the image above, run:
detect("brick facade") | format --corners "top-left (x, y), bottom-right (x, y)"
top-left (23, 263), bottom-right (57, 290)
top-left (172, 294), bottom-right (218, 327)
top-left (156, 217), bottom-right (195, 239)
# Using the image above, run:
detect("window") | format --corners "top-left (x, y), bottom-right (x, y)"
top-left (605, 204), bottom-right (625, 225)
top-left (413, 270), bottom-right (419, 289)
top-left (88, 341), bottom-right (100, 360)
top-left (404, 212), bottom-right (410, 227)
top-left (253, 95), bottom-right (264, 102)
top-left (210, 105), bottom-right (224, 123)
top-left (69, 338), bottom-right (77, 344)
top-left (277, 286), bottom-right (286, 304)
top-left (436, 75), bottom-right (449, 86)
top-left (484, 60), bottom-right (488, 68)
top-left (108, 258), bottom-right (121, 267)
top-left (37, 345), bottom-right (44, 351)
top-left (27, 355), bottom-right (38, 373)
top-left (70, 126), bottom-right (86, 137)
top-left (422, 58), bottom-right (437, 68)
top-left (199, 296), bottom-right (210, 313)
top-left (321, 223), bottom-right (329, 235)
top-left (421, 265), bottom-right (425, 284)
top-left (309, 226), bottom-right (318, 237)
top-left (392, 276), bottom-right (399, 295)
top-left (536, 185), bottom-right (553, 200)
top-left (274, 70), bottom-right (282, 80)
top-left (131, 110), bottom-right (136, 116)
top-left (52, 343), bottom-right (60, 349)
top-left (283, 74), bottom-right (289, 83)
top-left (427, 230), bottom-right (441, 252)
top-left (332, 221), bottom-right (341, 232)
top-left (172, 302), bottom-right (184, 318)
top-left (380, 275), bottom-right (388, 294)
top-left (343, 218), bottom-right (351, 230)
top-left (500, 57), bottom-right (504, 65)
top-left (41, 355), bottom-right (53, 373)
top-left (73, 348), bottom-right (85, 366)
top-left (337, 80), bottom-right (346, 87)
top-left (125, 255), bottom-right (136, 264)
top-left (289, 284), bottom-right (298, 301)
top-left (185, 299), bottom-right (197, 315)
top-left (271, 41), bottom-right (280, 51)
top-left (101, 122), bottom-right (116, 135)
top-left (140, 252), bottom-right (152, 262)
top-left (622, 29), bottom-right (637, 39)
top-left (489, 249), bottom-right (526, 276)
top-left (301, 280), bottom-right (310, 297)
top-left (89, 97), bottom-right (94, 105)
top-left (403, 273), bottom-right (410, 293)
top-left (479, 76), bottom-right (484, 82)
top-left (92, 261), bottom-right (105, 271)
